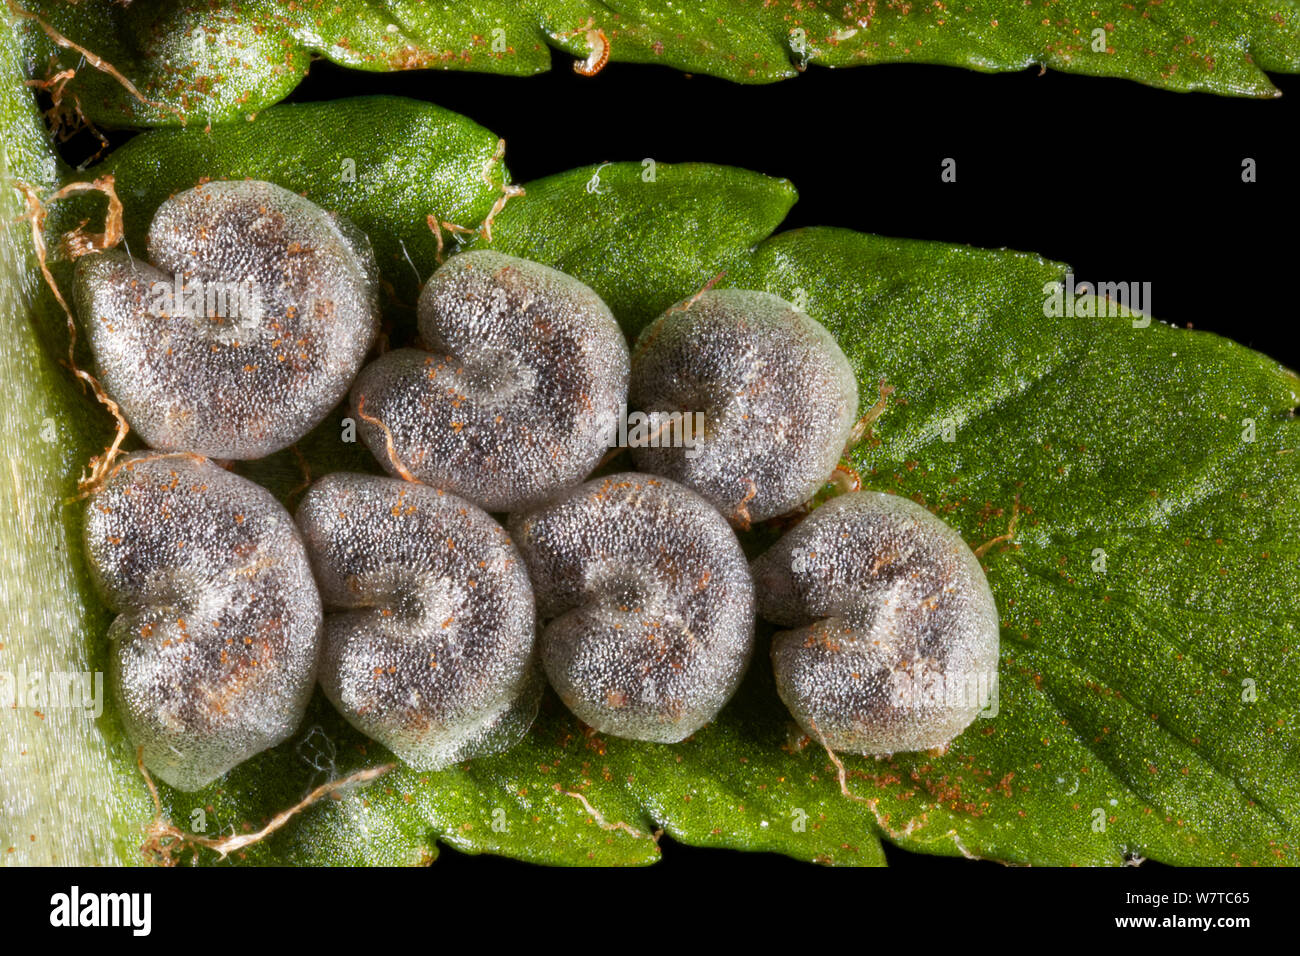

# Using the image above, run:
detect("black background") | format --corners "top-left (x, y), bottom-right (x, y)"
top-left (288, 59), bottom-right (1297, 364)
top-left (34, 52), bottom-right (1298, 910)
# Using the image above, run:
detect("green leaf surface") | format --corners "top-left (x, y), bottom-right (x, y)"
top-left (1, 25), bottom-right (154, 866)
top-left (7, 91), bottom-right (1299, 866)
top-left (82, 95), bottom-right (508, 307)
top-left (12, 0), bottom-right (1300, 131)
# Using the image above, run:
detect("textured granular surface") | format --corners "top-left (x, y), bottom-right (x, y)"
top-left (629, 289), bottom-right (858, 526)
top-left (751, 491), bottom-right (1000, 755)
top-left (74, 179), bottom-right (379, 459)
top-left (295, 473), bottom-right (539, 769)
top-left (352, 250), bottom-right (628, 513)
top-left (510, 473), bottom-right (754, 743)
top-left (82, 452), bottom-right (322, 791)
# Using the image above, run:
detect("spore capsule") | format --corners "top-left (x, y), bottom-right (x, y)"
top-left (751, 491), bottom-right (1000, 755)
top-left (509, 473), bottom-right (754, 742)
top-left (295, 473), bottom-right (540, 769)
top-left (83, 452), bottom-right (322, 791)
top-left (74, 179), bottom-right (379, 459)
top-left (351, 250), bottom-right (628, 513)
top-left (628, 289), bottom-right (858, 526)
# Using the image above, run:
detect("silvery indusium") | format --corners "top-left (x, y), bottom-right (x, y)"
top-left (352, 250), bottom-right (629, 513)
top-left (295, 473), bottom-right (540, 770)
top-left (751, 491), bottom-right (1000, 755)
top-left (73, 179), bottom-right (380, 459)
top-left (82, 452), bottom-right (321, 791)
top-left (629, 288), bottom-right (859, 527)
top-left (509, 474), bottom-right (755, 743)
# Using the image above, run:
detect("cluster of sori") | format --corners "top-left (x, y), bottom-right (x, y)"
top-left (77, 180), bottom-right (999, 791)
